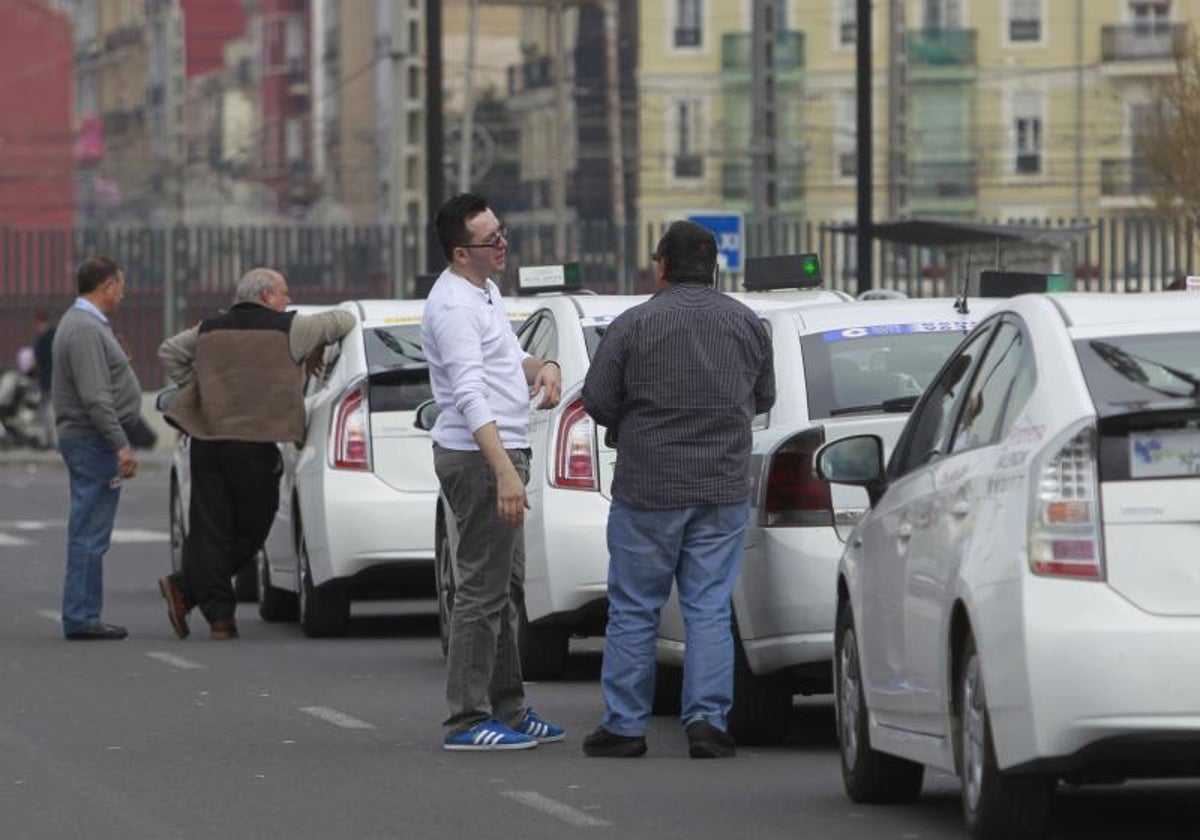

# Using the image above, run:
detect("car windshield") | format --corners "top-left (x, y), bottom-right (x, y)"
top-left (364, 324), bottom-right (426, 369)
top-left (801, 322), bottom-right (975, 419)
top-left (1075, 332), bottom-right (1200, 412)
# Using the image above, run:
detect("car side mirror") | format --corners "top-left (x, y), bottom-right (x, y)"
top-left (413, 398), bottom-right (441, 432)
top-left (155, 384), bottom-right (181, 414)
top-left (815, 435), bottom-right (887, 507)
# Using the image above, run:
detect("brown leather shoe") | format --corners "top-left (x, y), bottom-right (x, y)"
top-left (210, 618), bottom-right (239, 640)
top-left (157, 576), bottom-right (190, 639)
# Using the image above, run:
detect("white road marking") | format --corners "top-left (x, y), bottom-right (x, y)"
top-left (110, 528), bottom-right (169, 544)
top-left (11, 520), bottom-right (54, 531)
top-left (145, 651), bottom-right (204, 670)
top-left (298, 706), bottom-right (376, 730)
top-left (500, 791), bottom-right (612, 829)
top-left (36, 609), bottom-right (61, 623)
top-left (0, 532), bottom-right (32, 547)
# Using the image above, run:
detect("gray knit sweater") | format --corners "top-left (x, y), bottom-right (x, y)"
top-left (51, 305), bottom-right (143, 451)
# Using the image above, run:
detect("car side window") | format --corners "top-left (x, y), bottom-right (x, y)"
top-left (520, 312), bottom-right (558, 361)
top-left (517, 312), bottom-right (546, 353)
top-left (951, 320), bottom-right (1034, 453)
top-left (889, 324), bottom-right (994, 477)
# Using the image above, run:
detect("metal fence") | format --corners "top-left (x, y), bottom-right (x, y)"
top-left (2, 216), bottom-right (1195, 385)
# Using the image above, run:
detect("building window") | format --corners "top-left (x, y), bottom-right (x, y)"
top-left (673, 99), bottom-right (703, 179)
top-left (1013, 91), bottom-right (1042, 174)
top-left (924, 0), bottom-right (963, 29)
top-left (835, 91), bottom-right (856, 178)
top-left (1008, 0), bottom-right (1042, 42)
top-left (674, 0), bottom-right (702, 48)
top-left (285, 17), bottom-right (305, 73)
top-left (285, 117), bottom-right (303, 162)
top-left (1130, 1), bottom-right (1171, 34)
top-left (837, 0), bottom-right (856, 45)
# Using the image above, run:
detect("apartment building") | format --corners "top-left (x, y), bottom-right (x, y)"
top-left (638, 0), bottom-right (1200, 228)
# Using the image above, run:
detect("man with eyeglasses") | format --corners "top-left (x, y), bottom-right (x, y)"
top-left (422, 193), bottom-right (566, 751)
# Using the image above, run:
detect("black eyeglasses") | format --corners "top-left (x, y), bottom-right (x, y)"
top-left (461, 227), bottom-right (509, 250)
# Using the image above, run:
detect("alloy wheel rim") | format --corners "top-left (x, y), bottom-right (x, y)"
top-left (437, 537), bottom-right (453, 631)
top-left (839, 627), bottom-right (861, 769)
top-left (962, 654), bottom-right (985, 812)
top-left (170, 484), bottom-right (185, 570)
top-left (297, 540), bottom-right (309, 619)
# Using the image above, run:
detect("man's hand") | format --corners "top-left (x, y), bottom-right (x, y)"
top-left (531, 361), bottom-right (562, 410)
top-left (304, 346), bottom-right (324, 378)
top-left (117, 446), bottom-right (138, 480)
top-left (496, 467), bottom-right (527, 528)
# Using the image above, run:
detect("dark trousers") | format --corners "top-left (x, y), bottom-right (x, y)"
top-left (172, 438), bottom-right (280, 624)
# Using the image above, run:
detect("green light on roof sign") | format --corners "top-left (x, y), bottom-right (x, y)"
top-left (802, 255), bottom-right (820, 277)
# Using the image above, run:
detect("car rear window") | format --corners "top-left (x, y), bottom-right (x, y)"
top-left (801, 322), bottom-right (975, 419)
top-left (1074, 332), bottom-right (1200, 415)
top-left (582, 315), bottom-right (620, 359)
top-left (364, 324), bottom-right (426, 369)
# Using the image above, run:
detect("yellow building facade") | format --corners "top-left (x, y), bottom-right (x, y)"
top-left (638, 0), bottom-right (1200, 230)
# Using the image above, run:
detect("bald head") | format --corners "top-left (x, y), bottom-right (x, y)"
top-left (234, 268), bottom-right (290, 311)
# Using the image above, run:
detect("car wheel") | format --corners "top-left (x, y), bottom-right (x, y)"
top-left (169, 472), bottom-right (185, 574)
top-left (297, 534), bottom-right (350, 637)
top-left (958, 634), bottom-right (1053, 840)
top-left (728, 628), bottom-right (791, 745)
top-left (518, 607), bottom-right (568, 680)
top-left (835, 601), bottom-right (924, 803)
top-left (435, 515), bottom-right (455, 658)
top-left (233, 555), bottom-right (260, 602)
top-left (257, 550), bottom-right (298, 622)
top-left (651, 663), bottom-right (683, 716)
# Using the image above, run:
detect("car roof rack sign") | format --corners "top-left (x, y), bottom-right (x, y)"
top-left (975, 270), bottom-right (1072, 297)
top-left (517, 262), bottom-right (582, 294)
top-left (743, 253), bottom-right (823, 291)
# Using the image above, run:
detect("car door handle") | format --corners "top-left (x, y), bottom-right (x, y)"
top-left (898, 522), bottom-right (913, 541)
top-left (951, 501), bottom-right (971, 519)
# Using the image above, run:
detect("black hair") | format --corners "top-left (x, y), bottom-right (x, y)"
top-left (76, 255), bottom-right (122, 295)
top-left (435, 193), bottom-right (490, 262)
top-left (654, 220), bottom-right (718, 285)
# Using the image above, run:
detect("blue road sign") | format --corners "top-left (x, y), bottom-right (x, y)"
top-left (687, 212), bottom-right (744, 271)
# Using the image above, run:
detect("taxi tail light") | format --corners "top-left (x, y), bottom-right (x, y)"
top-left (1028, 424), bottom-right (1104, 580)
top-left (331, 384), bottom-right (372, 471)
top-left (761, 427), bottom-right (833, 527)
top-left (553, 397), bottom-right (598, 491)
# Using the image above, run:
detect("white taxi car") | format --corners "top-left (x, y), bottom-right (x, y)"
top-left (654, 296), bottom-right (996, 743)
top-left (818, 292), bottom-right (1200, 839)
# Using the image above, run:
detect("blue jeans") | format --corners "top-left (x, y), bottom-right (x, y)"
top-left (59, 435), bottom-right (121, 634)
top-left (600, 500), bottom-right (749, 737)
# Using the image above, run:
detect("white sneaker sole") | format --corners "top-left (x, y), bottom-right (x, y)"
top-left (531, 733), bottom-right (565, 743)
top-left (443, 739), bottom-right (538, 751)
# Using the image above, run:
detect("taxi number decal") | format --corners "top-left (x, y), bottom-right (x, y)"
top-left (581, 315), bottom-right (617, 326)
top-left (821, 321), bottom-right (975, 342)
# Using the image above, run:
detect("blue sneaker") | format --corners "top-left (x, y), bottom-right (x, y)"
top-left (515, 708), bottom-right (565, 743)
top-left (444, 719), bottom-right (537, 751)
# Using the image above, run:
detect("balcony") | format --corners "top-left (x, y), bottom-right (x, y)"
top-left (1102, 24), bottom-right (1187, 74)
top-left (674, 27), bottom-right (701, 48)
top-left (908, 161), bottom-right (977, 203)
top-left (721, 31), bottom-right (804, 76)
top-left (1016, 152), bottom-right (1041, 175)
top-left (908, 28), bottom-right (976, 67)
top-left (1101, 158), bottom-right (1155, 197)
top-left (722, 161), bottom-right (748, 200)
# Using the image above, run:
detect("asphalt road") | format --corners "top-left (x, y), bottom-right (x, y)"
top-left (1, 463), bottom-right (1197, 839)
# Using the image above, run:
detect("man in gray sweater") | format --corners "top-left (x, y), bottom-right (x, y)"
top-left (52, 255), bottom-right (142, 641)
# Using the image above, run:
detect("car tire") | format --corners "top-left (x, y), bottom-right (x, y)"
top-left (257, 550), bottom-right (298, 622)
top-left (835, 601), bottom-right (924, 803)
top-left (651, 663), bottom-right (683, 716)
top-left (518, 607), bottom-right (568, 680)
top-left (297, 534), bottom-right (350, 637)
top-left (435, 514), bottom-right (455, 658)
top-left (728, 627), bottom-right (791, 745)
top-left (958, 634), bottom-right (1053, 840)
top-left (233, 555), bottom-right (260, 602)
top-left (169, 472), bottom-right (185, 574)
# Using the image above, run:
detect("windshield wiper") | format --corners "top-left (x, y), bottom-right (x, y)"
top-left (373, 330), bottom-right (425, 363)
top-left (830, 395), bottom-right (920, 416)
top-left (1089, 340), bottom-right (1200, 399)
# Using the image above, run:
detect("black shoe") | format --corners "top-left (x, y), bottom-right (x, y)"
top-left (65, 623), bottom-right (128, 641)
top-left (582, 726), bottom-right (647, 758)
top-left (686, 720), bottom-right (736, 759)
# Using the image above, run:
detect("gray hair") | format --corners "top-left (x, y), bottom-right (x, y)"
top-left (233, 268), bottom-right (280, 304)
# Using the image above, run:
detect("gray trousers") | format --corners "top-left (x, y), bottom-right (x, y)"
top-left (434, 445), bottom-right (530, 734)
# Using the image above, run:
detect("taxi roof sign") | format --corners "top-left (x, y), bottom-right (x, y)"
top-left (976, 270), bottom-right (1071, 297)
top-left (517, 262), bottom-right (582, 294)
top-left (743, 253), bottom-right (823, 291)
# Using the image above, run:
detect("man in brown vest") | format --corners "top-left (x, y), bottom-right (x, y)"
top-left (156, 268), bottom-right (354, 639)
